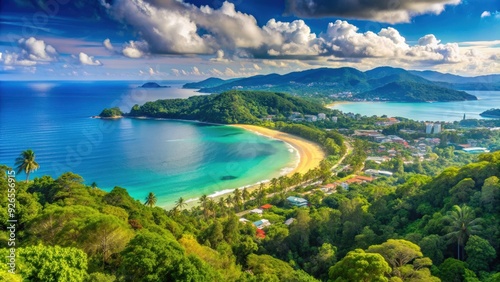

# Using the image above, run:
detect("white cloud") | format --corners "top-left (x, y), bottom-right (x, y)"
top-left (262, 19), bottom-right (323, 57)
top-left (78, 52), bottom-right (102, 66)
top-left (210, 50), bottom-right (231, 62)
top-left (253, 63), bottom-right (261, 70)
top-left (96, 1), bottom-right (499, 74)
top-left (103, 38), bottom-right (114, 51)
top-left (122, 41), bottom-right (147, 58)
top-left (105, 0), bottom-right (211, 54)
top-left (192, 66), bottom-right (203, 75)
top-left (481, 11), bottom-right (491, 18)
top-left (18, 37), bottom-right (58, 62)
top-left (285, 0), bottom-right (462, 24)
top-left (479, 11), bottom-right (500, 19)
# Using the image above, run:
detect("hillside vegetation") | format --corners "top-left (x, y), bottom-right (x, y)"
top-left (1, 150), bottom-right (500, 281)
top-left (127, 90), bottom-right (329, 124)
top-left (356, 81), bottom-right (477, 102)
top-left (185, 67), bottom-right (479, 102)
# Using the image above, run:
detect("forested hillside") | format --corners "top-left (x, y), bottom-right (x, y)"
top-left (184, 67), bottom-right (479, 101)
top-left (1, 149), bottom-right (499, 281)
top-left (126, 90), bottom-right (329, 124)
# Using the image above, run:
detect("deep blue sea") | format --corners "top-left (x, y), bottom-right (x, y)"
top-left (0, 81), bottom-right (296, 208)
top-left (331, 91), bottom-right (500, 122)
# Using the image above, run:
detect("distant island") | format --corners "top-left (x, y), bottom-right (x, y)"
top-left (124, 90), bottom-right (329, 124)
top-left (97, 107), bottom-right (123, 119)
top-left (480, 109), bottom-right (500, 118)
top-left (183, 66), bottom-right (479, 102)
top-left (140, 82), bottom-right (170, 88)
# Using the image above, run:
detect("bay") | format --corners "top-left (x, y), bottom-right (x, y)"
top-left (0, 81), bottom-right (296, 208)
top-left (330, 91), bottom-right (500, 122)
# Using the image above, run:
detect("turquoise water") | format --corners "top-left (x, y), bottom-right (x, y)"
top-left (0, 81), bottom-right (296, 208)
top-left (331, 91), bottom-right (500, 122)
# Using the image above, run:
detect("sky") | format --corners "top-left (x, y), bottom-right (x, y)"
top-left (0, 0), bottom-right (499, 80)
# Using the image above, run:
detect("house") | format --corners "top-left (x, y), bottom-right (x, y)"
top-left (260, 204), bottom-right (273, 210)
top-left (322, 183), bottom-right (337, 190)
top-left (340, 182), bottom-right (349, 190)
top-left (288, 112), bottom-right (302, 120)
top-left (287, 196), bottom-right (308, 207)
top-left (253, 219), bottom-right (271, 229)
top-left (284, 218), bottom-right (295, 226)
top-left (304, 115), bottom-right (318, 122)
top-left (318, 113), bottom-right (327, 120)
top-left (262, 115), bottom-right (275, 121)
top-left (365, 169), bottom-right (393, 177)
top-left (256, 228), bottom-right (266, 239)
top-left (239, 218), bottom-right (250, 223)
top-left (250, 209), bottom-right (263, 215)
top-left (463, 147), bottom-right (490, 154)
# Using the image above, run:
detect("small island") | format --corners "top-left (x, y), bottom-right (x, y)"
top-left (96, 107), bottom-right (123, 119)
top-left (480, 108), bottom-right (500, 118)
top-left (140, 82), bottom-right (170, 88)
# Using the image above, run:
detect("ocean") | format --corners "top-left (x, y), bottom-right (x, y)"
top-left (331, 91), bottom-right (500, 122)
top-left (0, 81), bottom-right (296, 208)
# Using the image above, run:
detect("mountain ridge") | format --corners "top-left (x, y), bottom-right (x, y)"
top-left (184, 66), bottom-right (483, 102)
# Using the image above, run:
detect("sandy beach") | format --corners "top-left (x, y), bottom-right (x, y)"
top-left (232, 124), bottom-right (326, 176)
top-left (183, 124), bottom-right (326, 209)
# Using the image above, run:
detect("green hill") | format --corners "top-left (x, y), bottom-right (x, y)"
top-left (355, 81), bottom-right (477, 102)
top-left (183, 77), bottom-right (240, 89)
top-left (480, 109), bottom-right (500, 118)
top-left (127, 90), bottom-right (329, 124)
top-left (186, 66), bottom-right (479, 101)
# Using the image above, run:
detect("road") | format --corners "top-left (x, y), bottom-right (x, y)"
top-left (236, 139), bottom-right (353, 217)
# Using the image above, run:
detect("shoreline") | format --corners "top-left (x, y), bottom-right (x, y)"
top-left (90, 115), bottom-right (327, 209)
top-left (182, 124), bottom-right (326, 209)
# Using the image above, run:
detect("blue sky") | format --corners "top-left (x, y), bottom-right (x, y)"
top-left (0, 0), bottom-right (499, 80)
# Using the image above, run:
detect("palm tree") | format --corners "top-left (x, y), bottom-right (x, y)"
top-left (233, 189), bottom-right (242, 211)
top-left (175, 197), bottom-right (187, 211)
top-left (242, 188), bottom-right (249, 202)
top-left (270, 178), bottom-right (278, 191)
top-left (15, 149), bottom-right (40, 182)
top-left (225, 195), bottom-right (233, 208)
top-left (291, 172), bottom-right (302, 186)
top-left (256, 184), bottom-right (266, 206)
top-left (218, 197), bottom-right (226, 213)
top-left (199, 194), bottom-right (209, 219)
top-left (444, 204), bottom-right (483, 260)
top-left (144, 192), bottom-right (157, 207)
top-left (206, 199), bottom-right (216, 218)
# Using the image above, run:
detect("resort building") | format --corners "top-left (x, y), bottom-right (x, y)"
top-left (287, 196), bottom-right (308, 207)
top-left (253, 219), bottom-right (271, 229)
top-left (304, 115), bottom-right (318, 122)
top-left (331, 116), bottom-right (338, 123)
top-left (433, 123), bottom-right (442, 134)
top-left (260, 204), bottom-right (273, 210)
top-left (462, 147), bottom-right (490, 154)
top-left (318, 113), bottom-right (327, 120)
top-left (250, 209), bottom-right (263, 215)
top-left (425, 123), bottom-right (434, 134)
top-left (365, 169), bottom-right (394, 177)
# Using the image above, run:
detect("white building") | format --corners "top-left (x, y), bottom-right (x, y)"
top-left (304, 115), bottom-right (318, 122)
top-left (425, 123), bottom-right (434, 134)
top-left (331, 116), bottom-right (338, 123)
top-left (318, 113), bottom-right (326, 120)
top-left (433, 123), bottom-right (442, 134)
